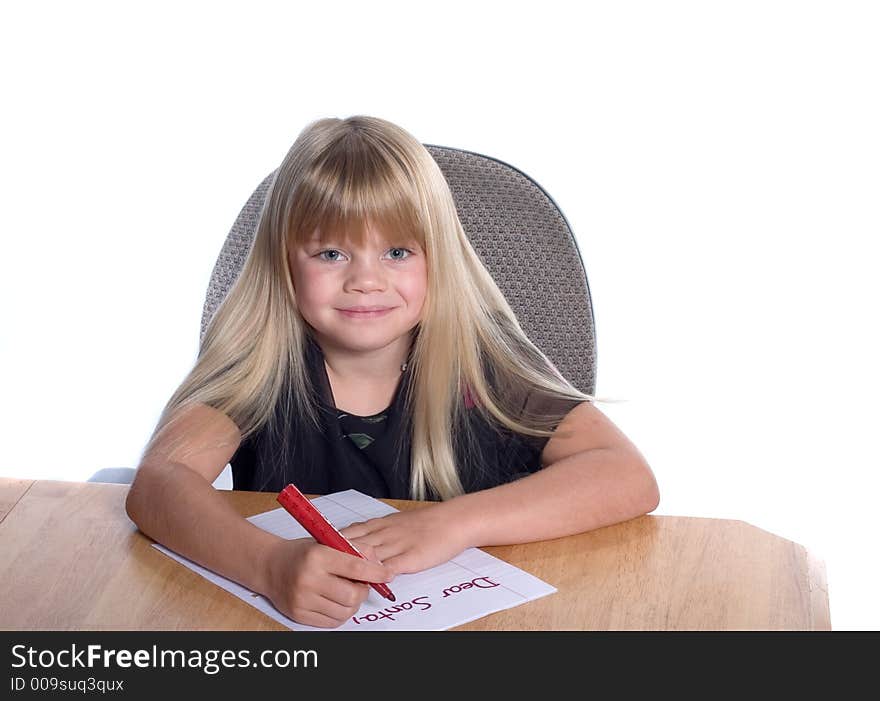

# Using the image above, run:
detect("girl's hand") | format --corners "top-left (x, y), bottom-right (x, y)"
top-left (340, 503), bottom-right (473, 575)
top-left (261, 538), bottom-right (394, 628)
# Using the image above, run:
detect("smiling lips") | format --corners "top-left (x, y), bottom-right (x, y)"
top-left (337, 306), bottom-right (395, 318)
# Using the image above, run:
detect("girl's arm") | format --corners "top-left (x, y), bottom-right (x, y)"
top-left (125, 404), bottom-right (393, 627)
top-left (342, 401), bottom-right (659, 573)
top-left (451, 400), bottom-right (659, 545)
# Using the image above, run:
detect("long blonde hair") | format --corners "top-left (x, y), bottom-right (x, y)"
top-left (142, 115), bottom-right (594, 500)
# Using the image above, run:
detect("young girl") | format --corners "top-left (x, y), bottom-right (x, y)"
top-left (126, 115), bottom-right (659, 628)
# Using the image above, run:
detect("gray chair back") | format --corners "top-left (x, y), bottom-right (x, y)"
top-left (200, 145), bottom-right (597, 394)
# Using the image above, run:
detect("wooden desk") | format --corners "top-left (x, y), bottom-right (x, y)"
top-left (0, 478), bottom-right (830, 630)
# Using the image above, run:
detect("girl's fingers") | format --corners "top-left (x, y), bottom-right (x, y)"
top-left (319, 576), bottom-right (370, 611)
top-left (295, 608), bottom-right (355, 629)
top-left (347, 529), bottom-right (409, 564)
top-left (341, 520), bottom-right (375, 539)
top-left (347, 532), bottom-right (384, 550)
top-left (323, 547), bottom-right (394, 584)
top-left (350, 541), bottom-right (379, 562)
top-left (380, 551), bottom-right (419, 575)
top-left (371, 539), bottom-right (408, 564)
top-left (291, 578), bottom-right (368, 627)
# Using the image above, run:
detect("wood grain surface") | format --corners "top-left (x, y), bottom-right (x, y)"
top-left (0, 478), bottom-right (830, 630)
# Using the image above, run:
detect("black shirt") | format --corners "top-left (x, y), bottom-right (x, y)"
top-left (230, 335), bottom-right (583, 499)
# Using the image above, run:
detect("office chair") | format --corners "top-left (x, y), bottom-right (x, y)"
top-left (90, 145), bottom-right (596, 485)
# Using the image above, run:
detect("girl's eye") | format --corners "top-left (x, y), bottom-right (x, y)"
top-left (315, 248), bottom-right (412, 262)
top-left (387, 248), bottom-right (412, 261)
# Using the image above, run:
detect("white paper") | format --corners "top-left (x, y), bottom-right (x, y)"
top-left (152, 489), bottom-right (556, 630)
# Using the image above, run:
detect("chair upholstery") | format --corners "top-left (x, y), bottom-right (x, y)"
top-left (201, 144), bottom-right (597, 395)
top-left (87, 467), bottom-right (136, 484)
top-left (87, 464), bottom-right (233, 489)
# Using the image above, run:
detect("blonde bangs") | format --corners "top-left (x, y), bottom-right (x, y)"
top-left (285, 132), bottom-right (426, 251)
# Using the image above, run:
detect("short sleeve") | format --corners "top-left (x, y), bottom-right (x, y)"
top-left (229, 432), bottom-right (259, 491)
top-left (501, 388), bottom-right (587, 473)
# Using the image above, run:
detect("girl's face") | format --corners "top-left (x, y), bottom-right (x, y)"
top-left (288, 224), bottom-right (427, 354)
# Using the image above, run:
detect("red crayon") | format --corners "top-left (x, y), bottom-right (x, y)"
top-left (276, 484), bottom-right (396, 602)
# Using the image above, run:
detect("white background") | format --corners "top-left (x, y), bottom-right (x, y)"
top-left (1, 1), bottom-right (877, 630)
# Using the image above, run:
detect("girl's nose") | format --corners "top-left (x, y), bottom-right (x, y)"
top-left (344, 256), bottom-right (386, 292)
